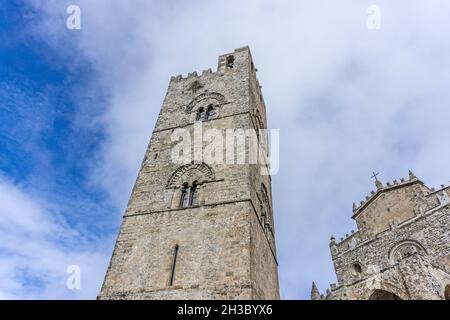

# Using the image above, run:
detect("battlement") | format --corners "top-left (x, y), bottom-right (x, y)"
top-left (332, 230), bottom-right (358, 248)
top-left (170, 68), bottom-right (215, 82)
top-left (169, 46), bottom-right (255, 83)
top-left (352, 170), bottom-right (423, 218)
top-left (352, 171), bottom-right (449, 219)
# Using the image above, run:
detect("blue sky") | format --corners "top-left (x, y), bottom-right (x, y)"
top-left (1, 0), bottom-right (450, 299)
top-left (0, 1), bottom-right (114, 298)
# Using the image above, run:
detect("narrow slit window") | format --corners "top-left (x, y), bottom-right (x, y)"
top-left (168, 244), bottom-right (179, 286)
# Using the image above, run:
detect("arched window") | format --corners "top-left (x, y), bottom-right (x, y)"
top-left (180, 183), bottom-right (190, 208)
top-left (196, 105), bottom-right (215, 121)
top-left (389, 240), bottom-right (426, 264)
top-left (190, 181), bottom-right (198, 206)
top-left (349, 262), bottom-right (363, 281)
top-left (179, 182), bottom-right (199, 208)
top-left (205, 105), bottom-right (215, 120)
top-left (226, 55), bottom-right (235, 69)
top-left (196, 107), bottom-right (205, 121)
top-left (353, 263), bottom-right (362, 274)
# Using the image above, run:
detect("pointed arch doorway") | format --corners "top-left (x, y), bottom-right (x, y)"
top-left (369, 289), bottom-right (402, 300)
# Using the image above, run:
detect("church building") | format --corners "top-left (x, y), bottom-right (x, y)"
top-left (312, 171), bottom-right (450, 300)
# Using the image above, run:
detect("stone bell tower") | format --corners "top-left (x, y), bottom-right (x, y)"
top-left (98, 46), bottom-right (280, 299)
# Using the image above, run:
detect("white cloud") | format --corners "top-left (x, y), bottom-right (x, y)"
top-left (24, 0), bottom-right (450, 299)
top-left (0, 176), bottom-right (110, 299)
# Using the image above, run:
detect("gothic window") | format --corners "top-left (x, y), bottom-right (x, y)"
top-left (196, 107), bottom-right (205, 121)
top-left (205, 105), bottom-right (215, 120)
top-left (226, 55), bottom-right (235, 69)
top-left (389, 240), bottom-right (426, 264)
top-left (180, 183), bottom-right (190, 208)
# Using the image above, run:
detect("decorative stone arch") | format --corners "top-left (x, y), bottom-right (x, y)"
top-left (166, 162), bottom-right (215, 188)
top-left (260, 183), bottom-right (269, 201)
top-left (186, 92), bottom-right (226, 113)
top-left (167, 162), bottom-right (215, 209)
top-left (252, 108), bottom-right (268, 156)
top-left (363, 282), bottom-right (409, 300)
top-left (388, 239), bottom-right (427, 264)
top-left (259, 183), bottom-right (273, 235)
top-left (254, 108), bottom-right (264, 130)
top-left (350, 262), bottom-right (364, 277)
top-left (369, 289), bottom-right (403, 300)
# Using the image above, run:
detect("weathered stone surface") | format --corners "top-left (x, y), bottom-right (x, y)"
top-left (314, 173), bottom-right (450, 300)
top-left (98, 47), bottom-right (279, 300)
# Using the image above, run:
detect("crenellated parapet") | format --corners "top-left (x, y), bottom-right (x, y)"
top-left (352, 170), bottom-right (420, 217)
top-left (170, 68), bottom-right (215, 82)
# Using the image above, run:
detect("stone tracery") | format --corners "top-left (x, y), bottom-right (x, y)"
top-left (388, 240), bottom-right (426, 264)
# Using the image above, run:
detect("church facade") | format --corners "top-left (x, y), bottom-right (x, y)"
top-left (98, 47), bottom-right (279, 300)
top-left (312, 171), bottom-right (450, 300)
